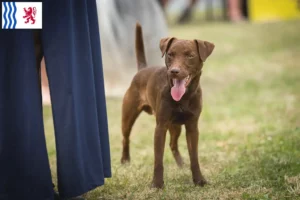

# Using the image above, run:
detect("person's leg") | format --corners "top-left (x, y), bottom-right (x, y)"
top-left (0, 30), bottom-right (53, 200)
top-left (41, 58), bottom-right (51, 105)
top-left (157, 0), bottom-right (169, 10)
top-left (177, 0), bottom-right (198, 24)
top-left (227, 0), bottom-right (245, 22)
top-left (157, 0), bottom-right (163, 9)
top-left (41, 0), bottom-right (111, 198)
top-left (86, 0), bottom-right (111, 179)
top-left (241, 0), bottom-right (249, 19)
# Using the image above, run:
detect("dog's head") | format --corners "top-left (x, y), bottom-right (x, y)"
top-left (160, 37), bottom-right (214, 101)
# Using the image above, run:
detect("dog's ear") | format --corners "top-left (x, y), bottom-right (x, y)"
top-left (194, 40), bottom-right (215, 62)
top-left (160, 37), bottom-right (176, 57)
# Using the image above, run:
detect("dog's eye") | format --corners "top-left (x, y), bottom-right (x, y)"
top-left (167, 53), bottom-right (174, 58)
top-left (187, 54), bottom-right (194, 59)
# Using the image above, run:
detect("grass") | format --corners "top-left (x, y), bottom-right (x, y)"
top-left (43, 20), bottom-right (300, 199)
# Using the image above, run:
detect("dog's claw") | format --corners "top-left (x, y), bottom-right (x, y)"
top-left (194, 179), bottom-right (208, 187)
top-left (177, 159), bottom-right (185, 168)
top-left (120, 157), bottom-right (130, 164)
top-left (151, 181), bottom-right (164, 189)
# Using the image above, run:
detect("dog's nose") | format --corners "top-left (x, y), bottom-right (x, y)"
top-left (170, 68), bottom-right (180, 74)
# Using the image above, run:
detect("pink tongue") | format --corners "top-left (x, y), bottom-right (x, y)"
top-left (171, 79), bottom-right (186, 101)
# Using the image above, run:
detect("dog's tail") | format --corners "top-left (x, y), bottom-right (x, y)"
top-left (135, 22), bottom-right (147, 71)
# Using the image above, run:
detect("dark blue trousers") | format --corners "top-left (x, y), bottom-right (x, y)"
top-left (0, 0), bottom-right (111, 199)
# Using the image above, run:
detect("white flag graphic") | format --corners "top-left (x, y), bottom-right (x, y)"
top-left (2, 2), bottom-right (42, 29)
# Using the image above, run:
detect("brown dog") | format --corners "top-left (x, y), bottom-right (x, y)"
top-left (121, 23), bottom-right (215, 188)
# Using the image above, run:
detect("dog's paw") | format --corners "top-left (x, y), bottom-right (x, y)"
top-left (177, 160), bottom-right (185, 168)
top-left (194, 178), bottom-right (208, 187)
top-left (150, 180), bottom-right (164, 189)
top-left (120, 157), bottom-right (130, 164)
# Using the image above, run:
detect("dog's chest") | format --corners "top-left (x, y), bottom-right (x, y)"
top-left (170, 103), bottom-right (194, 124)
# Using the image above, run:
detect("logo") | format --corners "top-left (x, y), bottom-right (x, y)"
top-left (23, 7), bottom-right (36, 24)
top-left (2, 2), bottom-right (42, 29)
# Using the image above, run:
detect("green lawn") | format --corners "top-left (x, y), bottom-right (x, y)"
top-left (43, 20), bottom-right (300, 200)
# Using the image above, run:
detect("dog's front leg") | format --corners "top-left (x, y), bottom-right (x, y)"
top-left (185, 121), bottom-right (207, 186)
top-left (151, 123), bottom-right (168, 189)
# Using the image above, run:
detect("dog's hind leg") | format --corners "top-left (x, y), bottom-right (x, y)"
top-left (169, 124), bottom-right (184, 168)
top-left (121, 89), bottom-right (142, 164)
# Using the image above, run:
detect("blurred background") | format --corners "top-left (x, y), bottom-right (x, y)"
top-left (43, 0), bottom-right (300, 199)
top-left (40, 0), bottom-right (300, 101)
